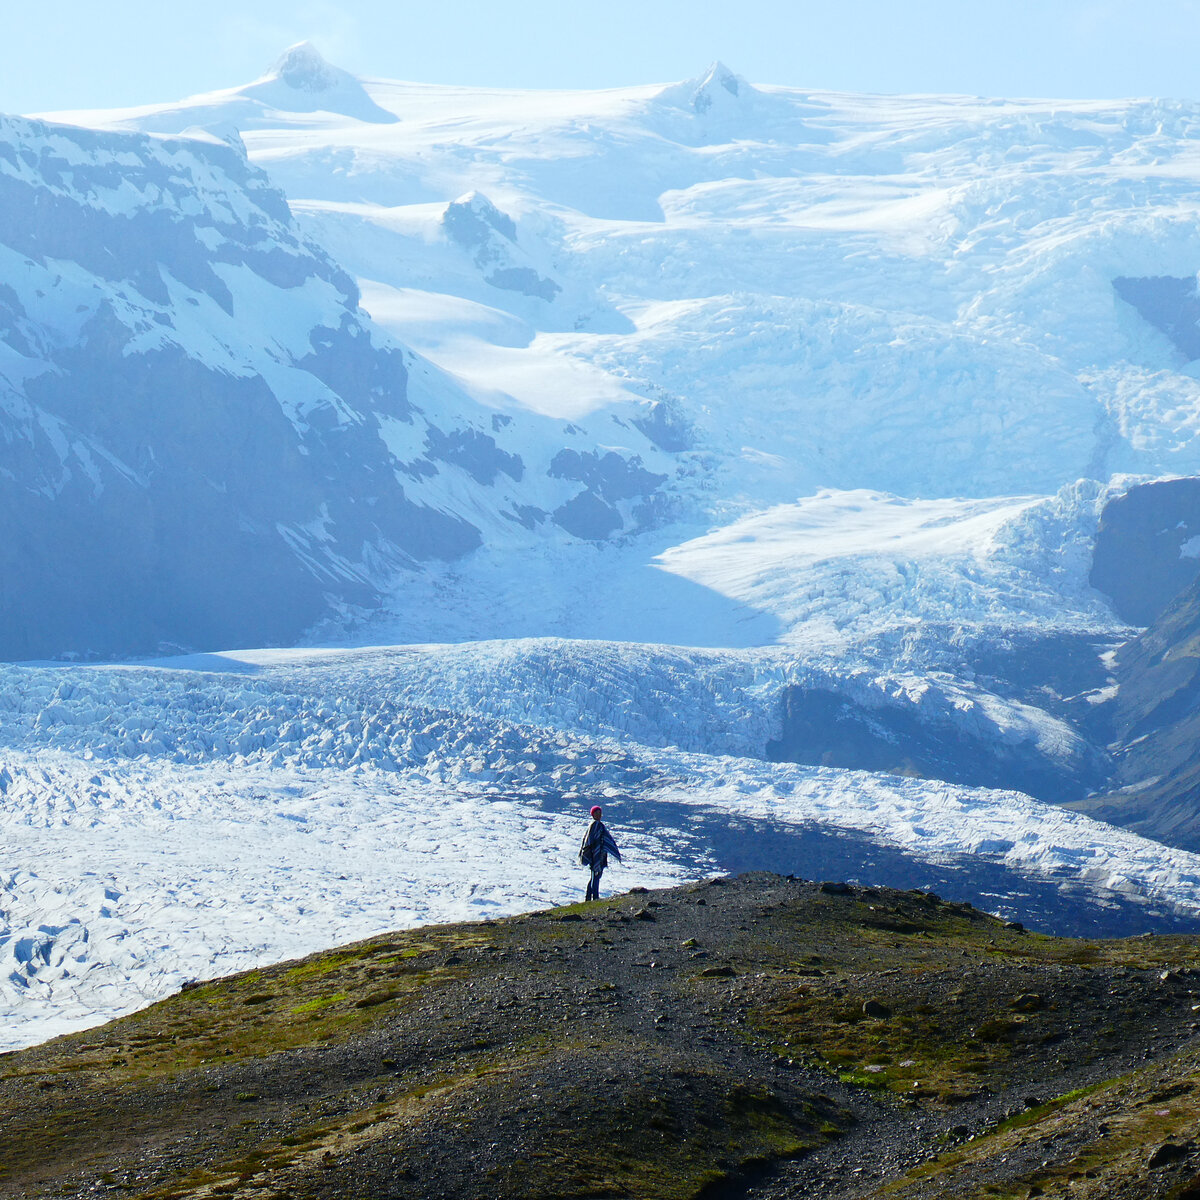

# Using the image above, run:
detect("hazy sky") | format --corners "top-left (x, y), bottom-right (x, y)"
top-left (6, 0), bottom-right (1200, 114)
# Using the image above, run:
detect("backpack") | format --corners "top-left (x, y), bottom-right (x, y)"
top-left (580, 821), bottom-right (602, 868)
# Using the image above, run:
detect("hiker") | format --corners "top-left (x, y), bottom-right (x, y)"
top-left (579, 804), bottom-right (622, 901)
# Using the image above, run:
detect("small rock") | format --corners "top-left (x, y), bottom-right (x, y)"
top-left (681, 938), bottom-right (699, 948)
top-left (632, 908), bottom-right (656, 921)
top-left (1149, 1142), bottom-right (1191, 1169)
top-left (1023, 1095), bottom-right (1043, 1109)
top-left (863, 999), bottom-right (892, 1019)
top-left (695, 898), bottom-right (707, 906)
top-left (820, 881), bottom-right (852, 895)
top-left (1010, 993), bottom-right (1045, 1013)
top-left (557, 914), bottom-right (583, 922)
top-left (443, 954), bottom-right (462, 966)
top-left (629, 886), bottom-right (649, 894)
top-left (1160, 969), bottom-right (1184, 986)
top-left (1004, 921), bottom-right (1025, 933)
top-left (948, 1124), bottom-right (969, 1139)
top-left (699, 966), bottom-right (737, 978)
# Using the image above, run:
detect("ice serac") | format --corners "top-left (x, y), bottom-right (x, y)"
top-left (0, 114), bottom-right (480, 660)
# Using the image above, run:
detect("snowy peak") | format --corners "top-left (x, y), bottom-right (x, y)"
top-left (272, 41), bottom-right (340, 93)
top-left (238, 42), bottom-right (397, 124)
top-left (444, 191), bottom-right (517, 246)
top-left (690, 60), bottom-right (747, 112)
top-left (658, 60), bottom-right (757, 116)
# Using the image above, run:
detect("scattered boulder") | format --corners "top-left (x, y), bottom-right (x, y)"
top-left (1149, 1141), bottom-right (1192, 1169)
top-left (820, 881), bottom-right (853, 895)
top-left (863, 999), bottom-right (892, 1019)
top-left (699, 966), bottom-right (737, 979)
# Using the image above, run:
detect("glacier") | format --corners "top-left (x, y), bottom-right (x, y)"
top-left (4, 45), bottom-right (1200, 1044)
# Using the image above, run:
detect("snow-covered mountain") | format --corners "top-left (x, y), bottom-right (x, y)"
top-left (0, 104), bottom-right (674, 660)
top-left (39, 46), bottom-right (1200, 649)
top-left (8, 47), bottom-right (1200, 1045)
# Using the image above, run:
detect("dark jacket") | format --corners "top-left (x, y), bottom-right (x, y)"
top-left (579, 818), bottom-right (622, 871)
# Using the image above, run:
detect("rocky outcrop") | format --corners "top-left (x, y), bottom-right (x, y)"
top-left (1090, 477), bottom-right (1200, 625)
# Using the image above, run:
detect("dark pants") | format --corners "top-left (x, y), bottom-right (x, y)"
top-left (586, 863), bottom-right (605, 901)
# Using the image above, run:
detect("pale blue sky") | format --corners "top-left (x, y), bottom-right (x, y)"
top-left (6, 0), bottom-right (1200, 114)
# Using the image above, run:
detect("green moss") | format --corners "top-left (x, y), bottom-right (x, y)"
top-left (290, 993), bottom-right (346, 1015)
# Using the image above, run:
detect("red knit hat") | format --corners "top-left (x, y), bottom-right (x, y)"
top-left (590, 805), bottom-right (602, 817)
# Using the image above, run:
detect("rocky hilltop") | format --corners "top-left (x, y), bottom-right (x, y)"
top-left (5, 874), bottom-right (1200, 1200)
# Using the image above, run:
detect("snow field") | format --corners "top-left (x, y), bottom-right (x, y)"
top-left (0, 748), bottom-right (697, 1050)
top-left (3, 636), bottom-right (1198, 1049)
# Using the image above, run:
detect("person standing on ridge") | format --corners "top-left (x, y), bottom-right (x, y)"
top-left (579, 804), bottom-right (621, 901)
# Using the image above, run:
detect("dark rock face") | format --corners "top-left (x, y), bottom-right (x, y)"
top-left (633, 399), bottom-right (693, 453)
top-left (1090, 478), bottom-right (1200, 625)
top-left (1113, 275), bottom-right (1200, 360)
top-left (0, 115), bottom-right (479, 660)
top-left (1074, 572), bottom-right (1200, 850)
top-left (552, 491), bottom-right (623, 540)
top-left (423, 426), bottom-right (524, 486)
top-left (442, 192), bottom-right (561, 302)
